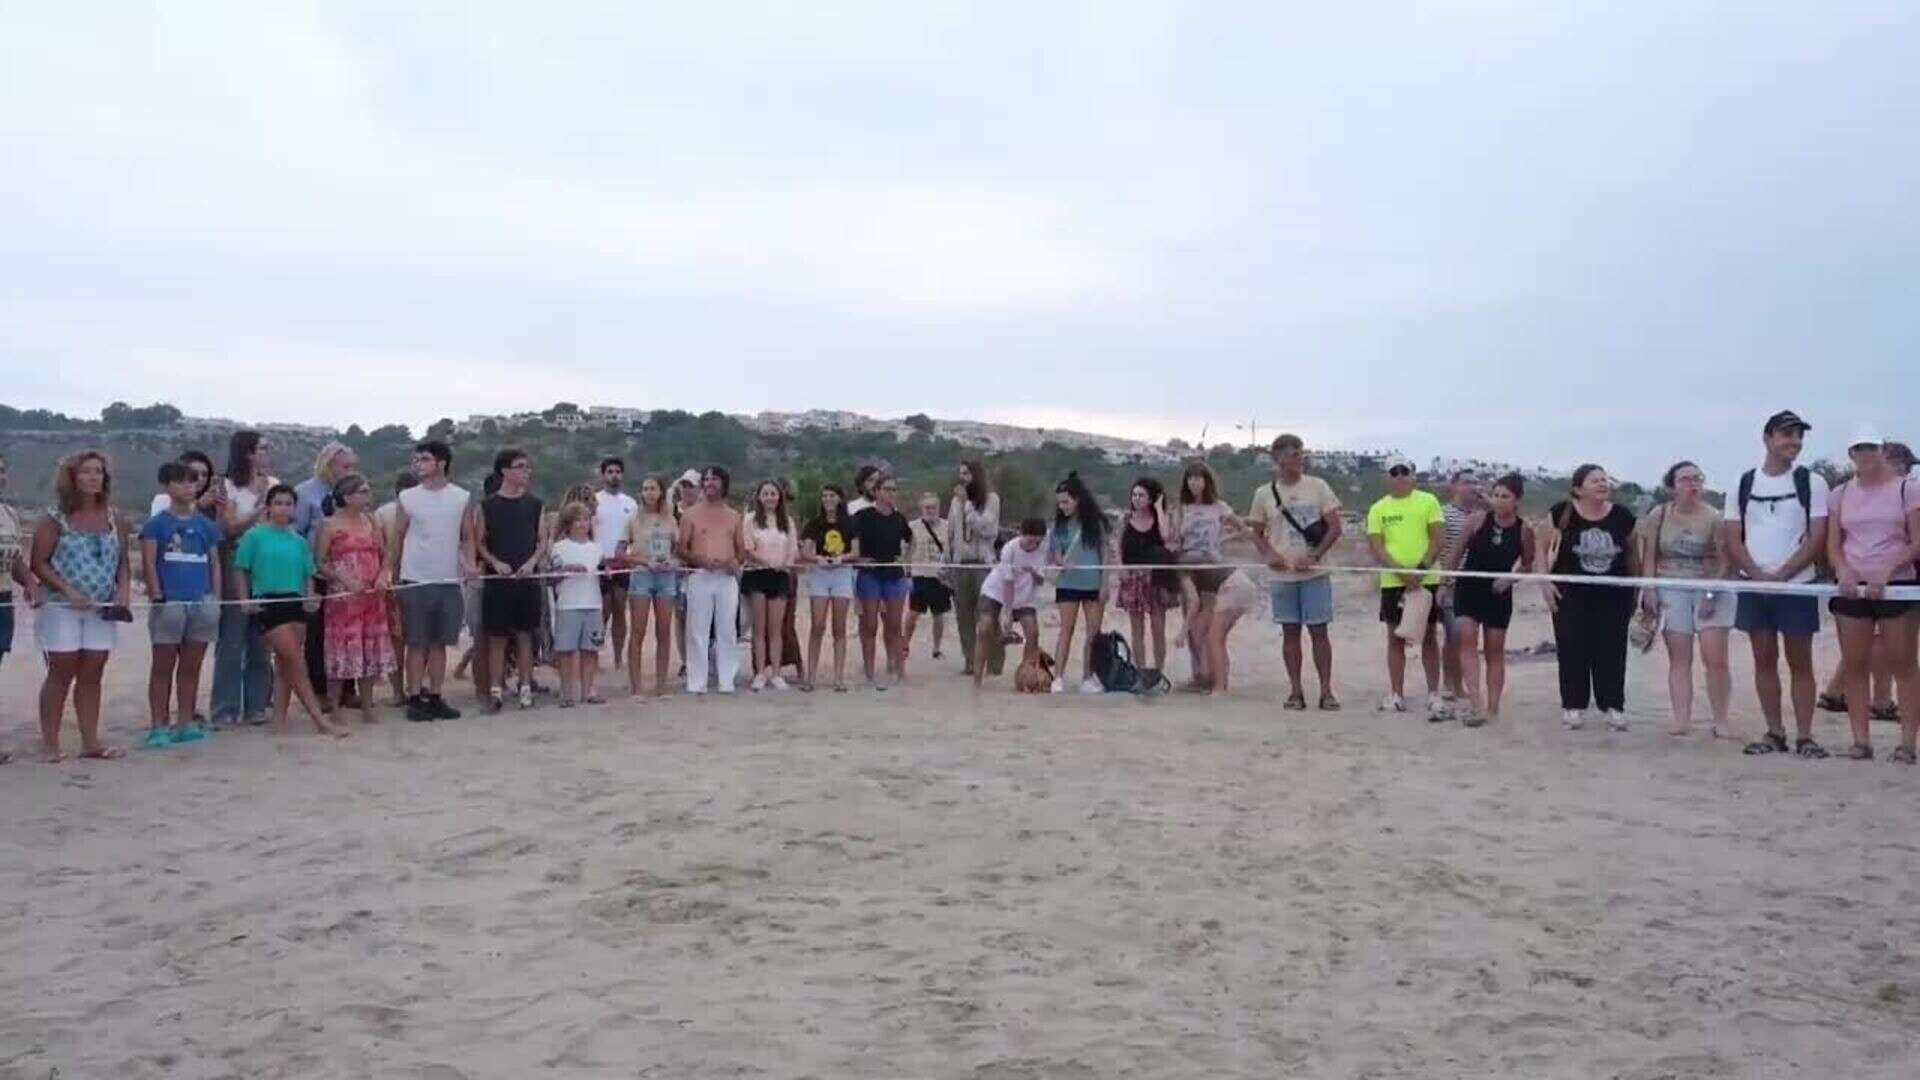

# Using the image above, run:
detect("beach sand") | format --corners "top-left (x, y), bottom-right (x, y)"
top-left (3, 576), bottom-right (1918, 1079)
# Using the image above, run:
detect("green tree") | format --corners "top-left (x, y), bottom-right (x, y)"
top-left (904, 413), bottom-right (935, 435)
top-left (427, 417), bottom-right (455, 440)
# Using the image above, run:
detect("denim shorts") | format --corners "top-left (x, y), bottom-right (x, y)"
top-left (808, 566), bottom-right (855, 600)
top-left (1659, 587), bottom-right (1737, 635)
top-left (855, 570), bottom-right (911, 603)
top-left (628, 569), bottom-right (680, 600)
top-left (1269, 576), bottom-right (1334, 626)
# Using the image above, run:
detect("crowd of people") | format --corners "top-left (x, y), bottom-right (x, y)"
top-left (0, 408), bottom-right (1914, 767)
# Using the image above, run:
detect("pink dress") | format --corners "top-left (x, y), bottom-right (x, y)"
top-left (323, 523), bottom-right (395, 680)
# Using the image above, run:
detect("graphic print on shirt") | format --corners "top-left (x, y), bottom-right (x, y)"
top-left (1572, 527), bottom-right (1620, 574)
top-left (819, 526), bottom-right (847, 557)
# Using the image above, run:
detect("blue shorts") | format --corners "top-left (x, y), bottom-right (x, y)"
top-left (628, 569), bottom-right (680, 600)
top-left (855, 571), bottom-right (911, 604)
top-left (1270, 576), bottom-right (1334, 626)
top-left (807, 565), bottom-right (856, 600)
top-left (1735, 592), bottom-right (1820, 637)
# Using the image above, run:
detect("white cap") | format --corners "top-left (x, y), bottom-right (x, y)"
top-left (1382, 453), bottom-right (1416, 474)
top-left (1847, 424), bottom-right (1885, 450)
top-left (676, 468), bottom-right (702, 486)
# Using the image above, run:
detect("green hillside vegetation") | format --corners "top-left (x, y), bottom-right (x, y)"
top-left (4, 401), bottom-right (1667, 521)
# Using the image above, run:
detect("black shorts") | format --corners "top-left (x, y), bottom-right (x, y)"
top-left (599, 564), bottom-right (627, 604)
top-left (253, 593), bottom-right (307, 633)
top-left (741, 568), bottom-right (792, 599)
top-left (482, 577), bottom-right (543, 634)
top-left (910, 576), bottom-right (953, 614)
top-left (1056, 587), bottom-right (1101, 605)
top-left (1830, 582), bottom-right (1919, 622)
top-left (1379, 584), bottom-right (1442, 626)
top-left (1451, 580), bottom-right (1514, 631)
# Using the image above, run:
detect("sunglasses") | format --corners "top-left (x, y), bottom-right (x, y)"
top-left (1387, 467), bottom-right (1412, 478)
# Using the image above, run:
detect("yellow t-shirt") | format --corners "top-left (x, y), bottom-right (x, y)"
top-left (1247, 475), bottom-right (1342, 582)
top-left (1366, 490), bottom-right (1445, 587)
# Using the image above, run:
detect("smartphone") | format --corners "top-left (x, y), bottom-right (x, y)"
top-left (100, 605), bottom-right (135, 623)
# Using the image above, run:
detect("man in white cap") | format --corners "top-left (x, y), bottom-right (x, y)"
top-left (1723, 409), bottom-right (1830, 758)
top-left (1365, 455), bottom-right (1447, 716)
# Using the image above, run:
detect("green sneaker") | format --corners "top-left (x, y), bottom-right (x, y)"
top-left (171, 725), bottom-right (208, 744)
top-left (142, 729), bottom-right (176, 750)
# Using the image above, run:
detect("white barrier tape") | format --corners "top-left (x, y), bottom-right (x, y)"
top-left (5, 558), bottom-right (1916, 613)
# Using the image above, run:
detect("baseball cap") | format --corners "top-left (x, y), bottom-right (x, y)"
top-left (675, 468), bottom-right (702, 486)
top-left (1846, 423), bottom-right (1885, 450)
top-left (1383, 454), bottom-right (1416, 475)
top-left (1763, 410), bottom-right (1811, 435)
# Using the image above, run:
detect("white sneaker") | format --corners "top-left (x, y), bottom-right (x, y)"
top-left (749, 672), bottom-right (769, 692)
top-left (1050, 677), bottom-right (1065, 694)
top-left (770, 676), bottom-right (790, 691)
top-left (1562, 709), bottom-right (1585, 729)
top-left (1379, 693), bottom-right (1406, 713)
top-left (1079, 675), bottom-right (1103, 695)
top-left (1605, 710), bottom-right (1630, 731)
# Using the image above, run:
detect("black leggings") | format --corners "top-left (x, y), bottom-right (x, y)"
top-left (1552, 585), bottom-right (1632, 712)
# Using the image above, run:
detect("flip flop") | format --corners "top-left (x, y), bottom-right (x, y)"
top-left (1816, 693), bottom-right (1847, 713)
top-left (1283, 692), bottom-right (1308, 711)
top-left (1318, 693), bottom-right (1341, 712)
top-left (79, 746), bottom-right (124, 760)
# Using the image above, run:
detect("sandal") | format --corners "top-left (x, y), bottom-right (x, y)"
top-left (1847, 744), bottom-right (1874, 761)
top-left (1794, 738), bottom-right (1830, 759)
top-left (1318, 692), bottom-right (1341, 712)
top-left (583, 694), bottom-right (606, 705)
top-left (1891, 747), bottom-right (1916, 766)
top-left (1283, 692), bottom-right (1308, 711)
top-left (1462, 713), bottom-right (1488, 729)
top-left (1743, 732), bottom-right (1789, 755)
top-left (1816, 692), bottom-right (1847, 713)
top-left (79, 746), bottom-right (125, 760)
top-left (1871, 703), bottom-right (1902, 723)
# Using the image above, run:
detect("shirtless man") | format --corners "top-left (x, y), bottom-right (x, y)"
top-left (678, 466), bottom-right (746, 694)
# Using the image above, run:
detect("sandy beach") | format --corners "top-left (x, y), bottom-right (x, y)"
top-left (3, 575), bottom-right (1918, 1080)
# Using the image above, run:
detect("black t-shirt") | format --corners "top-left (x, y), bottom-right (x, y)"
top-left (851, 506), bottom-right (913, 580)
top-left (802, 515), bottom-right (852, 561)
top-left (1547, 501), bottom-right (1636, 578)
top-left (482, 493), bottom-right (544, 566)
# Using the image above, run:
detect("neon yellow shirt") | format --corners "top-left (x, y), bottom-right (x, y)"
top-left (1366, 490), bottom-right (1445, 587)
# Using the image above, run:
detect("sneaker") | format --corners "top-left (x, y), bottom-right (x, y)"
top-left (518, 684), bottom-right (534, 710)
top-left (1379, 694), bottom-right (1406, 713)
top-left (171, 725), bottom-right (208, 744)
top-left (244, 713), bottom-right (268, 727)
top-left (750, 672), bottom-right (769, 692)
top-left (770, 676), bottom-right (791, 691)
top-left (429, 694), bottom-right (462, 720)
top-left (1605, 711), bottom-right (1630, 731)
top-left (1079, 676), bottom-right (1104, 695)
top-left (486, 689), bottom-right (505, 714)
top-left (1050, 677), bottom-right (1065, 694)
top-left (143, 729), bottom-right (175, 750)
top-left (406, 694), bottom-right (436, 722)
top-left (1562, 709), bottom-right (1585, 729)
top-left (1426, 698), bottom-right (1453, 723)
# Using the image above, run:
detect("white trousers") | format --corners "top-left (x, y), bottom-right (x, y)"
top-left (685, 570), bottom-right (742, 693)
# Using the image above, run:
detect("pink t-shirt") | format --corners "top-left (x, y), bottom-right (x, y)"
top-left (1834, 478), bottom-right (1918, 580)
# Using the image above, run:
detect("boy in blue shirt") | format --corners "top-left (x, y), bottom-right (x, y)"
top-left (139, 461), bottom-right (224, 747)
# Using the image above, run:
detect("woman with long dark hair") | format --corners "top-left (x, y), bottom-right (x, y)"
top-left (743, 478), bottom-right (799, 690)
top-left (1443, 473), bottom-right (1535, 726)
top-left (1118, 476), bottom-right (1176, 672)
top-left (946, 460), bottom-right (1002, 677)
top-left (802, 484), bottom-right (856, 692)
top-left (211, 430), bottom-right (276, 727)
top-left (1050, 473), bottom-right (1113, 693)
top-left (1539, 464), bottom-right (1640, 730)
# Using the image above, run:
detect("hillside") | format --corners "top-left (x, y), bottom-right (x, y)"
top-left (1, 402), bottom-right (1651, 521)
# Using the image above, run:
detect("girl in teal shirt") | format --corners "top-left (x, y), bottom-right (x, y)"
top-left (233, 485), bottom-right (347, 739)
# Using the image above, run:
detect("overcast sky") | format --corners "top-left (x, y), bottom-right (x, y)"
top-left (3, 2), bottom-right (1914, 483)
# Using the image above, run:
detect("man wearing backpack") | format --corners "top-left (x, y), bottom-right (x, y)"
top-left (1723, 410), bottom-right (1831, 757)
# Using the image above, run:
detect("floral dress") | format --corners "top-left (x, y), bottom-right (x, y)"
top-left (322, 522), bottom-right (395, 680)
